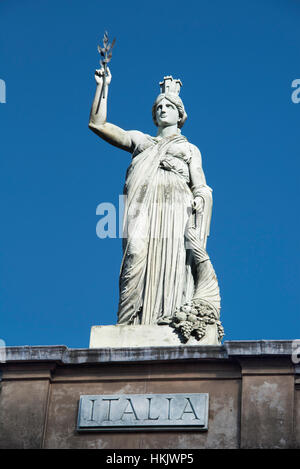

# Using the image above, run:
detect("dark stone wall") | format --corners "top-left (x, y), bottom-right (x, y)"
top-left (0, 341), bottom-right (298, 449)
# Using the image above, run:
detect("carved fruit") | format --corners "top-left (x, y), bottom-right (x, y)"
top-left (181, 305), bottom-right (191, 314)
top-left (175, 312), bottom-right (187, 322)
top-left (187, 314), bottom-right (198, 323)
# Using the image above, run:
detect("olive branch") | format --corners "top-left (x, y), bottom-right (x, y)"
top-left (97, 31), bottom-right (116, 99)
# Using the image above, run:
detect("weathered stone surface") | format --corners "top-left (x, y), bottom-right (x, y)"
top-left (225, 340), bottom-right (294, 356)
top-left (0, 373), bottom-right (50, 449)
top-left (43, 363), bottom-right (240, 449)
top-left (89, 324), bottom-right (220, 348)
top-left (77, 393), bottom-right (209, 431)
top-left (2, 340), bottom-right (295, 365)
top-left (239, 357), bottom-right (295, 449)
top-left (0, 341), bottom-right (298, 449)
top-left (294, 381), bottom-right (300, 449)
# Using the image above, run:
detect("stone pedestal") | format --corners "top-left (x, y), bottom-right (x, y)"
top-left (89, 324), bottom-right (220, 348)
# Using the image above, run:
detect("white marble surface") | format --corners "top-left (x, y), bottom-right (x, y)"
top-left (89, 69), bottom-right (223, 343)
top-left (89, 324), bottom-right (220, 348)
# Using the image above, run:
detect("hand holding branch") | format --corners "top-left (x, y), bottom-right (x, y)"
top-left (95, 67), bottom-right (112, 86)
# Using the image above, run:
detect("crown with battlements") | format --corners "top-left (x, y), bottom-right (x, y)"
top-left (159, 76), bottom-right (182, 96)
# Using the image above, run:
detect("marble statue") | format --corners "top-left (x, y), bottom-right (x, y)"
top-left (89, 62), bottom-right (224, 344)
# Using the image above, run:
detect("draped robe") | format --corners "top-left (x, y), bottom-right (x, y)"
top-left (117, 134), bottom-right (220, 325)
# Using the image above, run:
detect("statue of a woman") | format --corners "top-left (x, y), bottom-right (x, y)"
top-left (89, 68), bottom-right (223, 344)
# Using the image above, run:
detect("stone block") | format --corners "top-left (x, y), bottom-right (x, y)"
top-left (89, 324), bottom-right (220, 348)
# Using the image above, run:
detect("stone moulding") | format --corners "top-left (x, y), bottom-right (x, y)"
top-left (1, 340), bottom-right (298, 366)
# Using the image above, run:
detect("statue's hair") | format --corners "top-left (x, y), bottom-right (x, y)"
top-left (152, 93), bottom-right (188, 129)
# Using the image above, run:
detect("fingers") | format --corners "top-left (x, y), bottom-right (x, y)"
top-left (95, 68), bottom-right (105, 76)
top-left (192, 199), bottom-right (204, 213)
top-left (192, 199), bottom-right (201, 208)
top-left (95, 67), bottom-right (112, 80)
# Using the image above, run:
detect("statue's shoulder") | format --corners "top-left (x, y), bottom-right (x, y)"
top-left (129, 131), bottom-right (156, 157)
top-left (128, 130), bottom-right (149, 148)
top-left (180, 140), bottom-right (202, 162)
top-left (186, 141), bottom-right (200, 154)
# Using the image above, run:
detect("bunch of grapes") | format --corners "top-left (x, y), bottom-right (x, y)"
top-left (193, 319), bottom-right (206, 340)
top-left (216, 321), bottom-right (225, 341)
top-left (178, 320), bottom-right (194, 341)
top-left (171, 301), bottom-right (222, 343)
top-left (205, 314), bottom-right (216, 325)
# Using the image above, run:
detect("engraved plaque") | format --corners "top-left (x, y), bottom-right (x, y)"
top-left (77, 393), bottom-right (209, 431)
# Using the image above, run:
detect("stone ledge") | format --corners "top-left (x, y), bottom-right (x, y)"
top-left (0, 340), bottom-right (296, 365)
top-left (224, 340), bottom-right (295, 356)
top-left (3, 345), bottom-right (227, 364)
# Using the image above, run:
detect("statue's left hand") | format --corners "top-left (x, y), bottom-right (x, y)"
top-left (192, 196), bottom-right (204, 213)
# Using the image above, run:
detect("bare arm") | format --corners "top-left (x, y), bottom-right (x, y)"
top-left (189, 145), bottom-right (211, 213)
top-left (189, 145), bottom-right (206, 188)
top-left (88, 67), bottom-right (144, 152)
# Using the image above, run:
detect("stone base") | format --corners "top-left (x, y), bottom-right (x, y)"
top-left (0, 341), bottom-right (297, 448)
top-left (89, 324), bottom-right (220, 348)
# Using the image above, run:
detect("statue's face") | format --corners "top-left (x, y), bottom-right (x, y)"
top-left (155, 98), bottom-right (180, 128)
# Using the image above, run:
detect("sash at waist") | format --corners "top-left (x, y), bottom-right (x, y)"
top-left (159, 159), bottom-right (189, 182)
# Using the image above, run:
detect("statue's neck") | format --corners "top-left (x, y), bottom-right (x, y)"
top-left (156, 125), bottom-right (180, 139)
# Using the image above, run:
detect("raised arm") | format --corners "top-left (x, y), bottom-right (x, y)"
top-left (88, 67), bottom-right (143, 152)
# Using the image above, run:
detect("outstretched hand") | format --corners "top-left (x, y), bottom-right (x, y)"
top-left (94, 66), bottom-right (112, 85)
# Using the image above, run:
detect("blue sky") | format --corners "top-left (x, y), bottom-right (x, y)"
top-left (0, 0), bottom-right (299, 347)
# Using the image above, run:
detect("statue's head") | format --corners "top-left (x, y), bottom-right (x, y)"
top-left (152, 76), bottom-right (187, 129)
